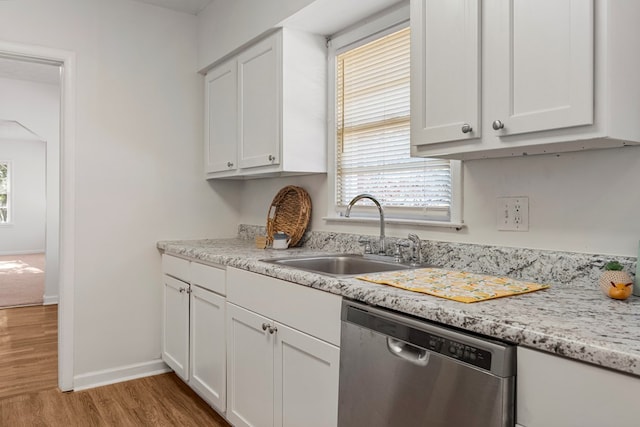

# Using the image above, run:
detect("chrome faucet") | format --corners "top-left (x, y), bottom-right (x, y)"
top-left (407, 233), bottom-right (422, 266)
top-left (345, 194), bottom-right (386, 255)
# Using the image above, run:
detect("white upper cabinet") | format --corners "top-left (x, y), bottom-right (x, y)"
top-left (489, 0), bottom-right (593, 137)
top-left (410, 0), bottom-right (481, 145)
top-left (205, 28), bottom-right (327, 179)
top-left (205, 59), bottom-right (237, 173)
top-left (238, 34), bottom-right (281, 169)
top-left (411, 0), bottom-right (640, 159)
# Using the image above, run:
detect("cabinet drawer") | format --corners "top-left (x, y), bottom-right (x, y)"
top-left (227, 267), bottom-right (341, 346)
top-left (190, 262), bottom-right (226, 296)
top-left (162, 254), bottom-right (190, 282)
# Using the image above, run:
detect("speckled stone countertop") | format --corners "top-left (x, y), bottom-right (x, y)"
top-left (158, 235), bottom-right (640, 377)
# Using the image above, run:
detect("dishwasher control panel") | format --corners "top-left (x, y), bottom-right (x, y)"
top-left (420, 332), bottom-right (491, 370)
top-left (442, 339), bottom-right (491, 370)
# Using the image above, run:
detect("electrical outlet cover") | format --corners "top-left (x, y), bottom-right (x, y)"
top-left (497, 196), bottom-right (529, 231)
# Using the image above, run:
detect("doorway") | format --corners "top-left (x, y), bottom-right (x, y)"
top-left (0, 41), bottom-right (76, 392)
top-left (0, 119), bottom-right (48, 308)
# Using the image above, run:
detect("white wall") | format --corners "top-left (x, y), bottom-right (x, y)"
top-left (0, 0), bottom-right (241, 381)
top-left (197, 0), bottom-right (315, 70)
top-left (196, 0), bottom-right (405, 70)
top-left (0, 138), bottom-right (46, 254)
top-left (237, 145), bottom-right (640, 258)
top-left (0, 76), bottom-right (60, 302)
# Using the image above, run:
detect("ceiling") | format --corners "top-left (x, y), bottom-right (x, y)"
top-left (131, 0), bottom-right (214, 15)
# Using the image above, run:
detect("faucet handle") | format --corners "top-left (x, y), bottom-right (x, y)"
top-left (394, 241), bottom-right (411, 263)
top-left (358, 237), bottom-right (373, 254)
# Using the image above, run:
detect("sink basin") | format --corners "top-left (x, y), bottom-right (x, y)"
top-left (261, 254), bottom-right (415, 277)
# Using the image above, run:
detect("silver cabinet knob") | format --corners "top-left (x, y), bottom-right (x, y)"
top-left (461, 123), bottom-right (472, 134)
top-left (268, 325), bottom-right (277, 334)
top-left (262, 323), bottom-right (269, 331)
top-left (179, 287), bottom-right (186, 293)
top-left (492, 120), bottom-right (505, 130)
top-left (268, 154), bottom-right (275, 162)
top-left (227, 161), bottom-right (234, 168)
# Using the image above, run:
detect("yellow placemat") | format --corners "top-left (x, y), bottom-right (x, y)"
top-left (357, 268), bottom-right (550, 303)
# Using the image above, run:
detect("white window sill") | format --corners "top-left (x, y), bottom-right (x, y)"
top-left (322, 216), bottom-right (465, 230)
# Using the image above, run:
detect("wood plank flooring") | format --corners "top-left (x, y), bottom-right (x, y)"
top-left (0, 305), bottom-right (58, 399)
top-left (0, 373), bottom-right (230, 426)
top-left (0, 305), bottom-right (231, 426)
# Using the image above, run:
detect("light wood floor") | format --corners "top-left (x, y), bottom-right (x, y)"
top-left (0, 304), bottom-right (57, 399)
top-left (0, 305), bottom-right (231, 426)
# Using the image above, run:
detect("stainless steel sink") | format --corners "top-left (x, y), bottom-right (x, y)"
top-left (260, 254), bottom-right (415, 277)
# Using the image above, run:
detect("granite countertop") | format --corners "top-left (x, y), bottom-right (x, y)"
top-left (158, 237), bottom-right (640, 377)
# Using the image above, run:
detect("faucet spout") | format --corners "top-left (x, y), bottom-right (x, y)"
top-left (345, 194), bottom-right (386, 255)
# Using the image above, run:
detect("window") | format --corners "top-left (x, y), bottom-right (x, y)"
top-left (0, 162), bottom-right (9, 223)
top-left (330, 12), bottom-right (461, 225)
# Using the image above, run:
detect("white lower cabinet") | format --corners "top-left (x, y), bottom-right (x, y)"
top-left (162, 274), bottom-right (190, 380)
top-left (161, 255), bottom-right (227, 414)
top-left (516, 347), bottom-right (640, 427)
top-left (190, 285), bottom-right (226, 411)
top-left (226, 267), bottom-right (341, 427)
top-left (273, 318), bottom-right (340, 427)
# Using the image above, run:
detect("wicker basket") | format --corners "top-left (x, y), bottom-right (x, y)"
top-left (266, 186), bottom-right (311, 248)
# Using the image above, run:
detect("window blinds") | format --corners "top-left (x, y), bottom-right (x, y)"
top-left (336, 27), bottom-right (452, 220)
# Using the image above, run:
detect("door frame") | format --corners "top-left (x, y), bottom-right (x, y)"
top-left (0, 40), bottom-right (76, 391)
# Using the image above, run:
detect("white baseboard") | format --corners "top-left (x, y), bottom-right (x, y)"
top-left (0, 249), bottom-right (45, 256)
top-left (73, 359), bottom-right (172, 391)
top-left (43, 295), bottom-right (59, 305)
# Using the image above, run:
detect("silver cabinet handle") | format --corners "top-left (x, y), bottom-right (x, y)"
top-left (268, 154), bottom-right (275, 162)
top-left (492, 120), bottom-right (505, 130)
top-left (227, 161), bottom-right (234, 168)
top-left (179, 287), bottom-right (186, 293)
top-left (268, 325), bottom-right (277, 334)
top-left (262, 323), bottom-right (269, 331)
top-left (461, 123), bottom-right (472, 133)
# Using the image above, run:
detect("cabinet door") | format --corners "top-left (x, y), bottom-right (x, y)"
top-left (189, 286), bottom-right (226, 413)
top-left (205, 60), bottom-right (238, 173)
top-left (517, 347), bottom-right (640, 427)
top-left (488, 0), bottom-right (593, 136)
top-left (226, 303), bottom-right (275, 427)
top-left (237, 33), bottom-right (281, 169)
top-left (274, 322), bottom-right (340, 427)
top-left (411, 0), bottom-right (481, 147)
top-left (162, 276), bottom-right (189, 380)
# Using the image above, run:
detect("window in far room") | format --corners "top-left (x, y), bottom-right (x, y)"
top-left (0, 162), bottom-right (10, 224)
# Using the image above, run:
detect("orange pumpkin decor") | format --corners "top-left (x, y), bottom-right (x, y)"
top-left (599, 261), bottom-right (634, 300)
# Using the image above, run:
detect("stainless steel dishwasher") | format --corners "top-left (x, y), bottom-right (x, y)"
top-left (338, 300), bottom-right (515, 427)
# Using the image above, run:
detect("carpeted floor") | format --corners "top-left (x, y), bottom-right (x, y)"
top-left (0, 253), bottom-right (45, 308)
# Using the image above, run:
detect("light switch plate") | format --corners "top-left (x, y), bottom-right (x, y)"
top-left (497, 196), bottom-right (529, 231)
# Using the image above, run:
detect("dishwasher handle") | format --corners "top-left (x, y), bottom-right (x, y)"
top-left (387, 337), bottom-right (430, 366)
